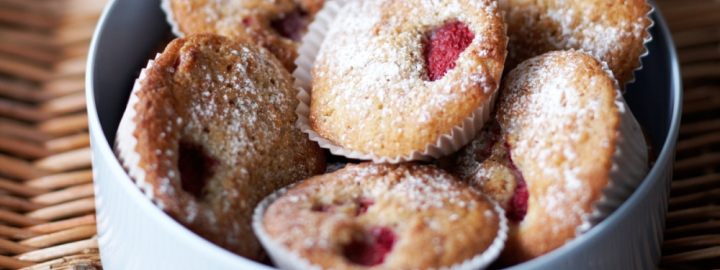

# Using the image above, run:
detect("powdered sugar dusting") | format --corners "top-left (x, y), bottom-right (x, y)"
top-left (165, 41), bottom-right (303, 228)
top-left (501, 0), bottom-right (652, 84)
top-left (116, 35), bottom-right (324, 258)
top-left (169, 0), bottom-right (299, 33)
top-left (309, 0), bottom-right (505, 156)
top-left (311, 164), bottom-right (480, 213)
top-left (259, 163), bottom-right (506, 269)
top-left (499, 51), bottom-right (619, 234)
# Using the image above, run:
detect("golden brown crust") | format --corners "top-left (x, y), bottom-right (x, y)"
top-left (167, 0), bottom-right (324, 70)
top-left (127, 34), bottom-right (325, 259)
top-left (447, 51), bottom-right (621, 263)
top-left (500, 51), bottom-right (619, 263)
top-left (263, 163), bottom-right (500, 269)
top-left (309, 0), bottom-right (507, 158)
top-left (499, 0), bottom-right (651, 86)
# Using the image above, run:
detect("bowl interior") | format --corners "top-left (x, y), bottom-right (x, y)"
top-left (87, 0), bottom-right (680, 268)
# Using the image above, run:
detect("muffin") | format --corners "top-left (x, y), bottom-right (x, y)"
top-left (296, 0), bottom-right (507, 162)
top-left (444, 50), bottom-right (648, 263)
top-left (254, 163), bottom-right (507, 270)
top-left (115, 34), bottom-right (325, 260)
top-left (162, 0), bottom-right (324, 70)
top-left (499, 0), bottom-right (652, 86)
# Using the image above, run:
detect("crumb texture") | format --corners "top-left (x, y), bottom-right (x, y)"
top-left (499, 0), bottom-right (652, 85)
top-left (123, 34), bottom-right (325, 259)
top-left (447, 51), bottom-right (621, 263)
top-left (310, 0), bottom-right (507, 157)
top-left (167, 0), bottom-right (325, 69)
top-left (263, 163), bottom-right (500, 269)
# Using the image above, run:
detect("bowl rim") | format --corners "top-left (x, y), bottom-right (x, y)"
top-left (85, 0), bottom-right (682, 268)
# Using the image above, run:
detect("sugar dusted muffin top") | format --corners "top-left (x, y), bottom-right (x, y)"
top-left (445, 50), bottom-right (631, 263)
top-left (500, 0), bottom-right (652, 85)
top-left (163, 0), bottom-right (324, 70)
top-left (115, 34), bottom-right (325, 260)
top-left (261, 163), bottom-right (504, 269)
top-left (309, 0), bottom-right (507, 158)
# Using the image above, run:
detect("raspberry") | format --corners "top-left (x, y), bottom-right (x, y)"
top-left (342, 227), bottom-right (396, 266)
top-left (505, 144), bottom-right (529, 222)
top-left (271, 9), bottom-right (308, 41)
top-left (311, 204), bottom-right (335, 213)
top-left (178, 141), bottom-right (217, 198)
top-left (241, 17), bottom-right (252, 26)
top-left (424, 21), bottom-right (474, 81)
top-left (355, 198), bottom-right (374, 216)
top-left (508, 179), bottom-right (528, 222)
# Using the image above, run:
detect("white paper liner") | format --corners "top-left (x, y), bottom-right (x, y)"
top-left (577, 60), bottom-right (649, 234)
top-left (160, 0), bottom-right (185, 37)
top-left (253, 183), bottom-right (509, 270)
top-left (293, 0), bottom-right (503, 164)
top-left (115, 54), bottom-right (164, 207)
top-left (623, 6), bottom-right (655, 89)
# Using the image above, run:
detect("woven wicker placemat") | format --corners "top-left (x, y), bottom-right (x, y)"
top-left (658, 0), bottom-right (720, 268)
top-left (0, 0), bottom-right (716, 269)
top-left (0, 0), bottom-right (105, 269)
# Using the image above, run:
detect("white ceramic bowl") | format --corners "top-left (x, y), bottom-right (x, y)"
top-left (86, 0), bottom-right (682, 269)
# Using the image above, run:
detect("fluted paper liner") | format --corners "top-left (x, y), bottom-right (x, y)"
top-left (577, 60), bottom-right (649, 234)
top-left (624, 6), bottom-right (655, 89)
top-left (252, 184), bottom-right (509, 270)
top-left (115, 54), bottom-right (163, 205)
top-left (293, 0), bottom-right (503, 164)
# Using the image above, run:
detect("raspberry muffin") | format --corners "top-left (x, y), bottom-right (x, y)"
top-left (445, 51), bottom-right (648, 263)
top-left (254, 163), bottom-right (507, 270)
top-left (115, 34), bottom-right (325, 260)
top-left (499, 0), bottom-right (652, 86)
top-left (300, 0), bottom-right (507, 162)
top-left (162, 0), bottom-right (324, 70)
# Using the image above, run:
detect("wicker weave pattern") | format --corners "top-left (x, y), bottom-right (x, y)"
top-left (0, 0), bottom-right (105, 269)
top-left (659, 0), bottom-right (720, 268)
top-left (0, 0), bottom-right (717, 269)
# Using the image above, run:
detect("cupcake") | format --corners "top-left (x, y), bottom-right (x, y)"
top-left (115, 34), bottom-right (325, 260)
top-left (162, 0), bottom-right (324, 70)
top-left (499, 0), bottom-right (652, 86)
top-left (295, 0), bottom-right (507, 163)
top-left (254, 163), bottom-right (507, 270)
top-left (444, 51), bottom-right (648, 263)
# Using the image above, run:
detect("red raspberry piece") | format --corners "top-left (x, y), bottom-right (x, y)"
top-left (508, 179), bottom-right (528, 222)
top-left (355, 198), bottom-right (374, 216)
top-left (424, 21), bottom-right (474, 81)
top-left (505, 144), bottom-right (529, 222)
top-left (241, 17), bottom-right (252, 26)
top-left (178, 141), bottom-right (217, 198)
top-left (311, 204), bottom-right (335, 213)
top-left (270, 9), bottom-right (308, 41)
top-left (342, 227), bottom-right (396, 266)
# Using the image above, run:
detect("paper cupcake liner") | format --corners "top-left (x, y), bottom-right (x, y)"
top-left (623, 6), bottom-right (655, 89)
top-left (448, 196), bottom-right (508, 270)
top-left (160, 0), bottom-right (185, 37)
top-left (115, 54), bottom-right (164, 207)
top-left (293, 0), bottom-right (503, 164)
top-left (252, 183), bottom-right (509, 270)
top-left (577, 61), bottom-right (649, 234)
